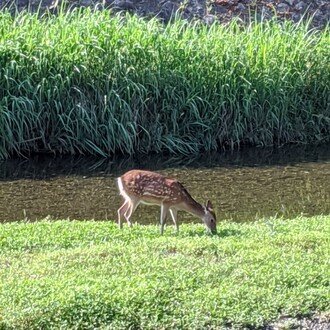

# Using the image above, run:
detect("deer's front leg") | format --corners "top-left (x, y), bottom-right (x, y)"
top-left (160, 203), bottom-right (169, 235)
top-left (169, 208), bottom-right (179, 232)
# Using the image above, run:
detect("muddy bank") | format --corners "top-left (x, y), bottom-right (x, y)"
top-left (266, 314), bottom-right (330, 330)
top-left (2, 0), bottom-right (329, 28)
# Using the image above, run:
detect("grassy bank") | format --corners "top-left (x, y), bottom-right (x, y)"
top-left (0, 215), bottom-right (329, 329)
top-left (0, 9), bottom-right (329, 158)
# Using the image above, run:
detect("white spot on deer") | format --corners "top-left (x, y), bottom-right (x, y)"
top-left (117, 177), bottom-right (130, 202)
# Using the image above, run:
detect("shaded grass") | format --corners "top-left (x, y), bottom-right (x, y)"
top-left (0, 215), bottom-right (329, 329)
top-left (0, 9), bottom-right (329, 159)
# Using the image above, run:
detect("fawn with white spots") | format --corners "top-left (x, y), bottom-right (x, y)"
top-left (117, 170), bottom-right (217, 234)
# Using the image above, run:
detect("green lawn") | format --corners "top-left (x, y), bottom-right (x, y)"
top-left (0, 216), bottom-right (329, 329)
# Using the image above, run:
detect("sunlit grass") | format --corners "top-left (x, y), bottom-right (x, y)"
top-left (0, 215), bottom-right (329, 328)
top-left (0, 9), bottom-right (329, 158)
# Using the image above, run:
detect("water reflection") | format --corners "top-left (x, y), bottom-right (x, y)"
top-left (0, 145), bottom-right (329, 223)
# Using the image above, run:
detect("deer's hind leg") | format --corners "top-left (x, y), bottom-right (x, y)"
top-left (117, 200), bottom-right (129, 229)
top-left (124, 198), bottom-right (139, 227)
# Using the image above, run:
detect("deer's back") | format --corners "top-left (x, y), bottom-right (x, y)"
top-left (119, 170), bottom-right (189, 204)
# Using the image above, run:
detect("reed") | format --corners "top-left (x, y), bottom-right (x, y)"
top-left (0, 9), bottom-right (329, 158)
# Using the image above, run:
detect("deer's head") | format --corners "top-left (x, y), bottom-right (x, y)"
top-left (202, 200), bottom-right (217, 234)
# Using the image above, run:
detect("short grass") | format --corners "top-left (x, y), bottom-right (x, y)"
top-left (0, 215), bottom-right (329, 329)
top-left (0, 9), bottom-right (329, 158)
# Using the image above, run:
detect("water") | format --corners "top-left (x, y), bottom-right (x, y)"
top-left (0, 145), bottom-right (329, 224)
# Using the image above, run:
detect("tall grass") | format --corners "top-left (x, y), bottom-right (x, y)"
top-left (0, 9), bottom-right (329, 158)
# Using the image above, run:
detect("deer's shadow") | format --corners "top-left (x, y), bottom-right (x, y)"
top-left (180, 228), bottom-right (242, 238)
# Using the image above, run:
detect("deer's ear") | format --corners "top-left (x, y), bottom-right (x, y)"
top-left (206, 200), bottom-right (213, 211)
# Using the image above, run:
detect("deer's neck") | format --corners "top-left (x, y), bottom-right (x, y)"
top-left (182, 198), bottom-right (205, 219)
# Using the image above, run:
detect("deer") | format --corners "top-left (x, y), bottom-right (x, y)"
top-left (116, 169), bottom-right (217, 234)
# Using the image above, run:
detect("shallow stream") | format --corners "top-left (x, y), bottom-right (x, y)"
top-left (0, 145), bottom-right (329, 224)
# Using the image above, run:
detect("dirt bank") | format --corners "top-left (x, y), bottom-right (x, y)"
top-left (2, 0), bottom-right (329, 28)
